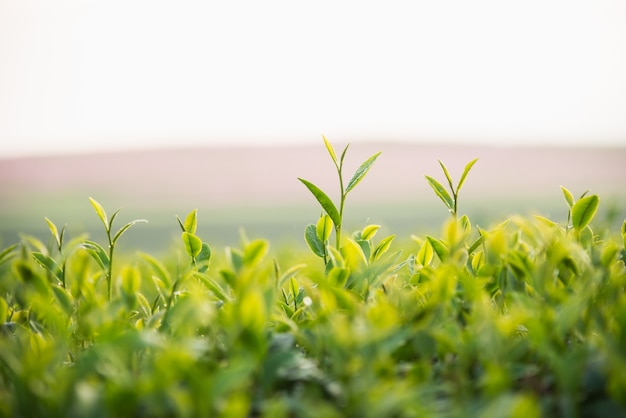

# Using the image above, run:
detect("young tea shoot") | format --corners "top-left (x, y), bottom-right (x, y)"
top-left (299, 135), bottom-right (381, 249)
top-left (425, 158), bottom-right (478, 218)
top-left (79, 197), bottom-right (147, 300)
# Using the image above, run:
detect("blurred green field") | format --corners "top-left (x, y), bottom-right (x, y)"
top-left (2, 143), bottom-right (625, 254)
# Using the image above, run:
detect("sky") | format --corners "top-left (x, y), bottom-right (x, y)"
top-left (1, 0), bottom-right (625, 157)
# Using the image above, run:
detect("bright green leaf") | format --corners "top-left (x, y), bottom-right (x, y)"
top-left (182, 232), bottom-right (203, 259)
top-left (426, 236), bottom-right (449, 261)
top-left (361, 224), bottom-right (381, 241)
top-left (322, 134), bottom-right (338, 166)
top-left (425, 176), bottom-right (454, 211)
top-left (316, 214), bottom-right (333, 243)
top-left (560, 186), bottom-right (575, 209)
top-left (345, 152), bottom-right (381, 194)
top-left (44, 217), bottom-right (62, 249)
top-left (572, 195), bottom-right (600, 232)
top-left (184, 209), bottom-right (198, 235)
top-left (373, 235), bottom-right (395, 260)
top-left (456, 158), bottom-right (478, 193)
top-left (417, 239), bottom-right (434, 267)
top-left (89, 197), bottom-right (109, 230)
top-left (243, 239), bottom-right (269, 268)
top-left (298, 178), bottom-right (341, 228)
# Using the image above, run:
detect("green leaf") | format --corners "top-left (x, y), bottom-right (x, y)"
top-left (361, 224), bottom-right (381, 241)
top-left (416, 239), bottom-right (434, 266)
top-left (112, 219), bottom-right (148, 245)
top-left (305, 224), bottom-right (326, 258)
top-left (298, 178), bottom-right (341, 228)
top-left (194, 272), bottom-right (230, 302)
top-left (322, 134), bottom-right (338, 166)
top-left (243, 239), bottom-right (269, 268)
top-left (184, 209), bottom-right (198, 234)
top-left (426, 236), bottom-right (449, 261)
top-left (373, 235), bottom-right (395, 261)
top-left (345, 152), bottom-right (381, 194)
top-left (139, 252), bottom-right (172, 286)
top-left (425, 176), bottom-right (454, 211)
top-left (456, 158), bottom-right (478, 193)
top-left (0, 244), bottom-right (17, 265)
top-left (51, 284), bottom-right (74, 315)
top-left (89, 197), bottom-right (109, 230)
top-left (278, 264), bottom-right (307, 286)
top-left (182, 232), bottom-right (203, 259)
top-left (44, 217), bottom-right (62, 249)
top-left (438, 160), bottom-right (454, 194)
top-left (79, 240), bottom-right (110, 269)
top-left (197, 242), bottom-right (212, 273)
top-left (339, 143), bottom-right (350, 166)
top-left (32, 252), bottom-right (63, 282)
top-left (316, 214), bottom-right (333, 243)
top-left (560, 185), bottom-right (575, 209)
top-left (572, 195), bottom-right (600, 232)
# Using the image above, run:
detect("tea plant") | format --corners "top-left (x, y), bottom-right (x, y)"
top-left (0, 143), bottom-right (625, 417)
top-left (299, 135), bottom-right (380, 248)
top-left (425, 158), bottom-right (478, 218)
top-left (79, 197), bottom-right (147, 300)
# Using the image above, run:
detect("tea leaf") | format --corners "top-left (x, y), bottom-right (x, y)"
top-left (560, 186), bottom-right (575, 209)
top-left (243, 239), bottom-right (269, 268)
top-left (456, 158), bottom-right (478, 193)
top-left (79, 240), bottom-right (110, 269)
top-left (417, 239), bottom-right (434, 267)
top-left (44, 217), bottom-right (62, 249)
top-left (361, 224), bottom-right (381, 241)
top-left (373, 235), bottom-right (395, 261)
top-left (89, 197), bottom-right (109, 230)
top-left (316, 214), bottom-right (333, 243)
top-left (438, 160), bottom-right (454, 193)
top-left (298, 178), bottom-right (341, 228)
top-left (305, 224), bottom-right (326, 258)
top-left (184, 209), bottom-right (198, 235)
top-left (425, 176), bottom-right (454, 211)
top-left (322, 134), bottom-right (338, 166)
top-left (182, 232), bottom-right (203, 259)
top-left (197, 242), bottom-right (212, 273)
top-left (0, 244), bottom-right (17, 265)
top-left (175, 215), bottom-right (185, 232)
top-left (572, 195), bottom-right (600, 232)
top-left (426, 236), bottom-right (449, 261)
top-left (345, 152), bottom-right (381, 194)
top-left (112, 219), bottom-right (148, 246)
top-left (32, 252), bottom-right (63, 283)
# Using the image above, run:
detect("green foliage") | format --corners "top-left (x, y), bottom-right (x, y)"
top-left (299, 135), bottom-right (381, 249)
top-left (426, 158), bottom-right (478, 217)
top-left (0, 151), bottom-right (625, 417)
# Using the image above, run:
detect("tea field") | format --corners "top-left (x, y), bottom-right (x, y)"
top-left (1, 140), bottom-right (625, 417)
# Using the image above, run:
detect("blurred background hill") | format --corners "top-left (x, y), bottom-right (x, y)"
top-left (2, 142), bottom-right (624, 254)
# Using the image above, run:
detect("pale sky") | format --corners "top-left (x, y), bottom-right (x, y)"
top-left (1, 0), bottom-right (625, 157)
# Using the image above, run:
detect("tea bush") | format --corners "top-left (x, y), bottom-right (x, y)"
top-left (0, 140), bottom-right (625, 417)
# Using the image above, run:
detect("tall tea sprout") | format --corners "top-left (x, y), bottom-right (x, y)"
top-left (299, 135), bottom-right (381, 249)
top-left (425, 158), bottom-right (478, 218)
top-left (80, 198), bottom-right (147, 301)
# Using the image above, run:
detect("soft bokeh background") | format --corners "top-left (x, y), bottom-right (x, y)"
top-left (1, 1), bottom-right (625, 253)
